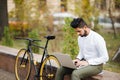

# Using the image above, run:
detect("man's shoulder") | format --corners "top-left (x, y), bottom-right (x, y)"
top-left (91, 30), bottom-right (103, 38)
top-left (91, 30), bottom-right (105, 43)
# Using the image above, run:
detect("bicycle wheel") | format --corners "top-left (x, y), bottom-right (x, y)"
top-left (15, 49), bottom-right (32, 80)
top-left (40, 55), bottom-right (60, 80)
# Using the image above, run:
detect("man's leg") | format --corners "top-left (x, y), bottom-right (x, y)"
top-left (55, 66), bottom-right (73, 80)
top-left (71, 65), bottom-right (103, 80)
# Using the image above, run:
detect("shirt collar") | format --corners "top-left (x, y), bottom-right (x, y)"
top-left (84, 30), bottom-right (92, 38)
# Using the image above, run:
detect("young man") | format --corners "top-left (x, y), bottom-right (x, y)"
top-left (55, 18), bottom-right (109, 80)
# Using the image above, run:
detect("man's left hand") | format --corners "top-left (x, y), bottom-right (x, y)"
top-left (78, 61), bottom-right (89, 66)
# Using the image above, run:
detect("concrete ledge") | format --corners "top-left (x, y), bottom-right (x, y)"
top-left (0, 46), bottom-right (18, 73)
top-left (0, 45), bottom-right (120, 80)
top-left (0, 45), bottom-right (59, 80)
top-left (0, 46), bottom-right (43, 80)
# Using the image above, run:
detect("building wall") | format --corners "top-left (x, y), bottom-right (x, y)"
top-left (67, 0), bottom-right (75, 14)
top-left (7, 0), bottom-right (15, 12)
top-left (46, 0), bottom-right (61, 14)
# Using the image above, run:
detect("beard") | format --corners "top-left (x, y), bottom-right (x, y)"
top-left (80, 30), bottom-right (88, 37)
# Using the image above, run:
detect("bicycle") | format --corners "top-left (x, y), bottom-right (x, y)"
top-left (14, 36), bottom-right (60, 80)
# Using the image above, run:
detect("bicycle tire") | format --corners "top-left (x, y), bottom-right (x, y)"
top-left (15, 49), bottom-right (32, 80)
top-left (40, 55), bottom-right (60, 80)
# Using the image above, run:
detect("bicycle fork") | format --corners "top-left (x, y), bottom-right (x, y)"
top-left (20, 51), bottom-right (28, 68)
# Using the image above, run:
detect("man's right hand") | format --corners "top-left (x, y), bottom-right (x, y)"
top-left (73, 59), bottom-right (80, 67)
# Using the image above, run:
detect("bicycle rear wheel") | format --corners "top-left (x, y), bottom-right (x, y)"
top-left (40, 55), bottom-right (60, 80)
top-left (15, 49), bottom-right (32, 80)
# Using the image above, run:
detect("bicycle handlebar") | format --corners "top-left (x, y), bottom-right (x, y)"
top-left (15, 36), bottom-right (55, 50)
top-left (15, 35), bottom-right (55, 42)
top-left (15, 37), bottom-right (41, 42)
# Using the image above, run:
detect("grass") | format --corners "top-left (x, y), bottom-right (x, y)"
top-left (13, 40), bottom-right (26, 49)
top-left (98, 29), bottom-right (120, 73)
top-left (104, 61), bottom-right (120, 73)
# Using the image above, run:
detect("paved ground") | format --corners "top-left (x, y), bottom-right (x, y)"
top-left (0, 68), bottom-right (120, 80)
top-left (0, 69), bottom-right (15, 80)
top-left (102, 70), bottom-right (120, 80)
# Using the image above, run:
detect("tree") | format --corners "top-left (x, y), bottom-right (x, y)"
top-left (13, 0), bottom-right (24, 21)
top-left (74, 0), bottom-right (98, 25)
top-left (0, 0), bottom-right (8, 40)
top-left (108, 0), bottom-right (117, 38)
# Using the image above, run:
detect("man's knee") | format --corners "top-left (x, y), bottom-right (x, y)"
top-left (72, 70), bottom-right (80, 78)
top-left (72, 70), bottom-right (84, 79)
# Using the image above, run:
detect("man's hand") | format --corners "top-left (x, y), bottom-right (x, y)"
top-left (73, 59), bottom-right (89, 67)
top-left (78, 61), bottom-right (89, 66)
top-left (73, 59), bottom-right (79, 66)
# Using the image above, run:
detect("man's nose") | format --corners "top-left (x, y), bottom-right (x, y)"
top-left (77, 32), bottom-right (80, 35)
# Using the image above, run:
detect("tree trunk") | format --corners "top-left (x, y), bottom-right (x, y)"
top-left (0, 0), bottom-right (8, 40)
top-left (108, 0), bottom-right (117, 38)
top-left (109, 8), bottom-right (117, 38)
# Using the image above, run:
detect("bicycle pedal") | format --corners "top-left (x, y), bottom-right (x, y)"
top-left (47, 74), bottom-right (54, 78)
top-left (20, 65), bottom-right (25, 68)
top-left (34, 60), bottom-right (38, 65)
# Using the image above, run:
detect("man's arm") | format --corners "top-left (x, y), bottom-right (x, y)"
top-left (87, 38), bottom-right (109, 65)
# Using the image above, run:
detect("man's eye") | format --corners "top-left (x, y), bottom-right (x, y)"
top-left (77, 31), bottom-right (81, 32)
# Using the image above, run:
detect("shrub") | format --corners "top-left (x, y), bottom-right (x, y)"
top-left (2, 26), bottom-right (13, 47)
top-left (28, 29), bottom-right (40, 53)
top-left (9, 21), bottom-right (29, 37)
top-left (62, 18), bottom-right (78, 59)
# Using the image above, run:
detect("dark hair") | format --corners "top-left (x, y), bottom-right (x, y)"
top-left (70, 18), bottom-right (87, 28)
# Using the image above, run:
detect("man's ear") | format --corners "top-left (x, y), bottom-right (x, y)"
top-left (84, 25), bottom-right (87, 28)
top-left (83, 25), bottom-right (87, 29)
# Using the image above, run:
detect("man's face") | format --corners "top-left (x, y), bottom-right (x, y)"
top-left (75, 27), bottom-right (87, 37)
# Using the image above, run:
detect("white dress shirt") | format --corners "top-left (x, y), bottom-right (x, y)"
top-left (77, 30), bottom-right (109, 65)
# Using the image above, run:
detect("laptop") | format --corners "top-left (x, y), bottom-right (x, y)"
top-left (54, 53), bottom-right (86, 69)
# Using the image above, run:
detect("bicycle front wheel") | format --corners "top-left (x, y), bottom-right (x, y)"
top-left (15, 49), bottom-right (32, 80)
top-left (40, 55), bottom-right (60, 80)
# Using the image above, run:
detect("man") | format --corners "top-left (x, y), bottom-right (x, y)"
top-left (55, 18), bottom-right (109, 80)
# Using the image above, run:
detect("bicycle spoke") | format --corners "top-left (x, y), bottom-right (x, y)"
top-left (15, 49), bottom-right (31, 80)
top-left (40, 55), bottom-right (60, 80)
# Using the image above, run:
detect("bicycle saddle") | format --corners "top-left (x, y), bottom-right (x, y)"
top-left (45, 36), bottom-right (55, 40)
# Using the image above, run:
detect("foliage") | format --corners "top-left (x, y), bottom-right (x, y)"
top-left (62, 18), bottom-right (78, 59)
top-left (115, 0), bottom-right (120, 8)
top-left (13, 0), bottom-right (25, 21)
top-left (9, 0), bottom-right (51, 36)
top-left (9, 21), bottom-right (29, 37)
top-left (92, 18), bottom-right (103, 31)
top-left (13, 0), bottom-right (23, 4)
top-left (75, 0), bottom-right (91, 23)
top-left (28, 29), bottom-right (40, 53)
top-left (104, 61), bottom-right (120, 73)
top-left (2, 26), bottom-right (13, 47)
top-left (75, 0), bottom-right (99, 29)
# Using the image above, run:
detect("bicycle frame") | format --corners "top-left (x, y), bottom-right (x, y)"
top-left (23, 37), bottom-right (53, 79)
top-left (36, 40), bottom-right (50, 79)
